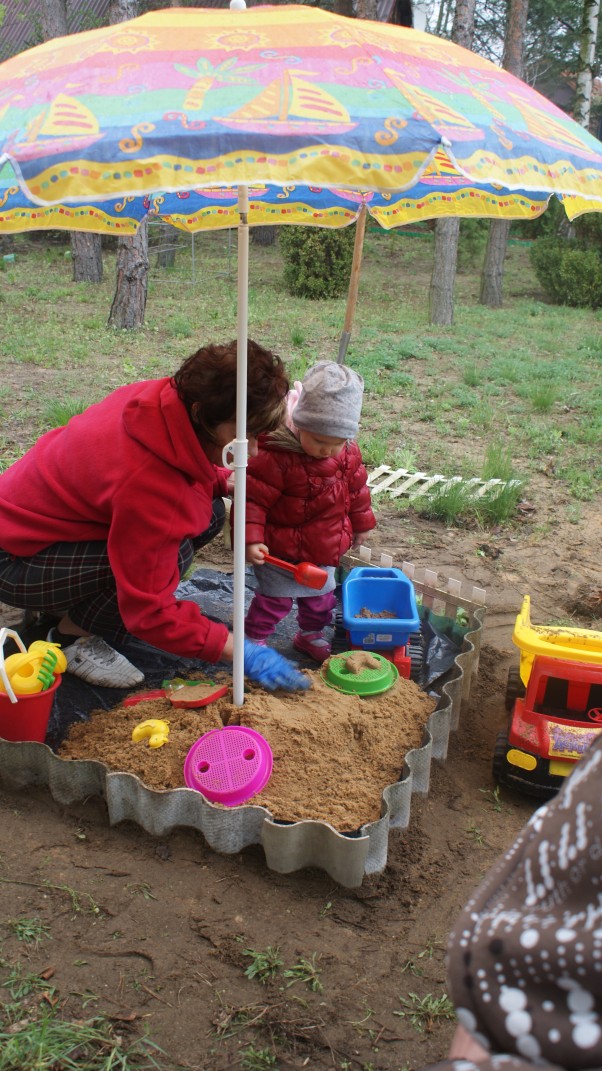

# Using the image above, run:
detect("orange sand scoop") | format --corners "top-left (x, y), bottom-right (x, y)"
top-left (263, 554), bottom-right (328, 590)
top-left (123, 681), bottom-right (228, 709)
top-left (169, 682), bottom-right (228, 708)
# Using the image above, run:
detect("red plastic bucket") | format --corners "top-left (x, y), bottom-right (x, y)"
top-left (0, 675), bottom-right (62, 743)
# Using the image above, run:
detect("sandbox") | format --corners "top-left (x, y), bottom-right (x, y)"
top-left (0, 554), bottom-right (485, 887)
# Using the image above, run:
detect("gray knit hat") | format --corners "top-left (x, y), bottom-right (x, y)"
top-left (292, 361), bottom-right (364, 440)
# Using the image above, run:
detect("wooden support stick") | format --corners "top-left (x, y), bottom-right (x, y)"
top-left (338, 204), bottom-right (368, 364)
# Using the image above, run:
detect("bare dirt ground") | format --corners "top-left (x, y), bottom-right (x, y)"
top-left (0, 487), bottom-right (601, 1071)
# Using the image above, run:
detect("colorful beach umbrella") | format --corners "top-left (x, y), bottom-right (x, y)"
top-left (2, 5), bottom-right (602, 210)
top-left (2, 3), bottom-right (602, 702)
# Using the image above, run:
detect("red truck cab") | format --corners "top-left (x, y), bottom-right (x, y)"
top-left (494, 655), bottom-right (602, 798)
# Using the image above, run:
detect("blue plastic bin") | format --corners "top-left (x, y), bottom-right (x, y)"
top-left (342, 567), bottom-right (420, 649)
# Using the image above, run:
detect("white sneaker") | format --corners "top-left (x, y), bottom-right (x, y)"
top-left (50, 632), bottom-right (144, 688)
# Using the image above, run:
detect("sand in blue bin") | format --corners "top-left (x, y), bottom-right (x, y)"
top-left (342, 567), bottom-right (420, 649)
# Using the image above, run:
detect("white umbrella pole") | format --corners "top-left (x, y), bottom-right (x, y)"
top-left (232, 184), bottom-right (249, 706)
top-left (338, 205), bottom-right (367, 365)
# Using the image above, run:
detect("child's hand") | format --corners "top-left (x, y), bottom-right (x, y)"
top-left (246, 542), bottom-right (269, 565)
top-left (352, 531), bottom-right (372, 547)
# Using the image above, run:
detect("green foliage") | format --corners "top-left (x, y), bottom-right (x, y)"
top-left (417, 470), bottom-right (522, 528)
top-left (394, 991), bottom-right (455, 1033)
top-left (6, 917), bottom-right (50, 947)
top-left (242, 946), bottom-right (283, 983)
top-left (457, 219), bottom-right (488, 272)
top-left (278, 226), bottom-right (355, 299)
top-left (530, 238), bottom-right (602, 308)
top-left (166, 312), bottom-right (194, 338)
top-left (417, 482), bottom-right (473, 526)
top-left (283, 953), bottom-right (323, 992)
top-left (510, 196), bottom-right (562, 241)
top-left (241, 1047), bottom-right (279, 1071)
top-left (481, 442), bottom-right (514, 482)
top-left (468, 0), bottom-right (585, 95)
top-left (475, 481), bottom-right (523, 526)
top-left (42, 399), bottom-right (90, 429)
top-left (528, 382), bottom-right (559, 413)
top-left (0, 1009), bottom-right (164, 1070)
top-left (573, 212), bottom-right (602, 246)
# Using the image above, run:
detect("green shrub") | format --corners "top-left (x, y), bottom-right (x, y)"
top-left (510, 196), bottom-right (562, 241)
top-left (279, 226), bottom-right (355, 299)
top-left (530, 238), bottom-right (602, 308)
top-left (573, 211), bottom-right (602, 246)
top-left (457, 219), bottom-right (488, 272)
top-left (530, 237), bottom-right (566, 301)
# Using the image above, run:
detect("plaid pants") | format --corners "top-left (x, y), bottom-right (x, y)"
top-left (0, 498), bottom-right (225, 644)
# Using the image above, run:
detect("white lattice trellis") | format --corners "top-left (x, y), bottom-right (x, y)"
top-left (367, 466), bottom-right (521, 500)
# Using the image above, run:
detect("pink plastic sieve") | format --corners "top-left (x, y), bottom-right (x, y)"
top-left (183, 726), bottom-right (273, 806)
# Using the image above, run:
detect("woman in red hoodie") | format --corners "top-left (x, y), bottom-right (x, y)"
top-left (0, 339), bottom-right (309, 693)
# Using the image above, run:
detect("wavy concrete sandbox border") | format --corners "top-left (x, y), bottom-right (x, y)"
top-left (0, 554), bottom-right (486, 888)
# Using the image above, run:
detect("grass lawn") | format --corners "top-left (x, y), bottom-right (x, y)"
top-left (0, 223), bottom-right (601, 1068)
top-left (1, 226), bottom-right (600, 522)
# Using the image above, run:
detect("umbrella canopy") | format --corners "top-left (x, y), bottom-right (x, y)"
top-left (0, 154), bottom-right (554, 234)
top-left (2, 3), bottom-right (602, 703)
top-left (2, 5), bottom-right (602, 213)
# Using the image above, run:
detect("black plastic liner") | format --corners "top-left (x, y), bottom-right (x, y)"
top-left (40, 567), bottom-right (463, 750)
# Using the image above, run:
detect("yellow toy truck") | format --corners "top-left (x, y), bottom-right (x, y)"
top-left (493, 595), bottom-right (602, 799)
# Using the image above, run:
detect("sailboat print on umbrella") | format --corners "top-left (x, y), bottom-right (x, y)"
top-left (8, 94), bottom-right (103, 163)
top-left (216, 71), bottom-right (356, 135)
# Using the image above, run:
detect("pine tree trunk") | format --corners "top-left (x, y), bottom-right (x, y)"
top-left (251, 226), bottom-right (277, 247)
top-left (109, 0), bottom-right (138, 20)
top-left (355, 0), bottom-right (378, 18)
top-left (42, 0), bottom-right (67, 39)
top-left (479, 0), bottom-right (528, 309)
top-left (107, 0), bottom-right (148, 328)
top-left (479, 219), bottom-right (510, 307)
top-left (108, 222), bottom-right (149, 329)
top-left (428, 0), bottom-right (475, 325)
top-left (429, 218), bottom-right (460, 325)
top-left (71, 232), bottom-right (103, 282)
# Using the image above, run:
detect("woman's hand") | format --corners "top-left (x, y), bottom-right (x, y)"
top-left (243, 640), bottom-right (311, 692)
top-left (220, 636), bottom-right (311, 691)
top-left (246, 542), bottom-right (268, 565)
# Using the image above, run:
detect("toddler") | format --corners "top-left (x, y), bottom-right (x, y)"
top-left (244, 360), bottom-right (376, 663)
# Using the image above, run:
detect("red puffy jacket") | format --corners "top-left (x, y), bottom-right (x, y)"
top-left (244, 436), bottom-right (375, 565)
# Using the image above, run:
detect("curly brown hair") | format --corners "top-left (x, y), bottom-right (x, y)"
top-left (172, 339), bottom-right (288, 438)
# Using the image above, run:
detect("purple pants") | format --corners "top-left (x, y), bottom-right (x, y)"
top-left (245, 590), bottom-right (337, 642)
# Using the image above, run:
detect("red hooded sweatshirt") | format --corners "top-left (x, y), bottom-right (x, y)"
top-left (0, 378), bottom-right (229, 662)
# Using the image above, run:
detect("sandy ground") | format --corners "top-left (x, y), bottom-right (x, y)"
top-left (0, 485), bottom-right (600, 1070)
